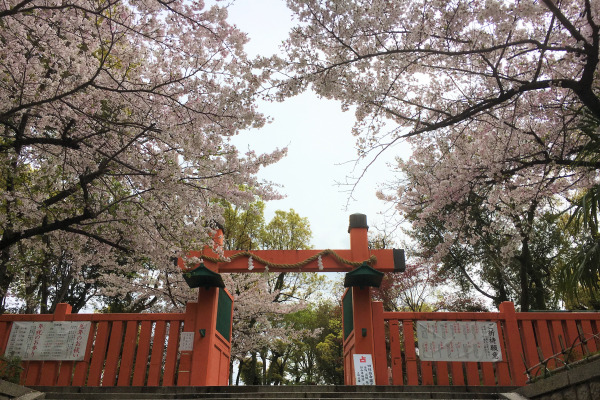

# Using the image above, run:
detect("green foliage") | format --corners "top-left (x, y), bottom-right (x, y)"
top-left (223, 201), bottom-right (266, 251)
top-left (0, 355), bottom-right (23, 384)
top-left (405, 191), bottom-right (570, 311)
top-left (261, 209), bottom-right (312, 251)
top-left (282, 301), bottom-right (344, 385)
top-left (558, 185), bottom-right (600, 309)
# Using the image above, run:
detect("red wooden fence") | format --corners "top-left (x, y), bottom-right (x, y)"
top-left (0, 304), bottom-right (186, 387)
top-left (0, 299), bottom-right (233, 387)
top-left (372, 301), bottom-right (600, 387)
top-left (3, 299), bottom-right (600, 388)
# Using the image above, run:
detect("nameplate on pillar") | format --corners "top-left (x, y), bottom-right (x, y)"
top-left (353, 353), bottom-right (375, 385)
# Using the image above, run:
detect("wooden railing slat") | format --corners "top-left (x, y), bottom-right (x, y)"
top-left (436, 362), bottom-right (449, 386)
top-left (102, 321), bottom-right (124, 387)
top-left (389, 320), bottom-right (403, 385)
top-left (565, 320), bottom-right (583, 358)
top-left (147, 321), bottom-right (167, 386)
top-left (132, 321), bottom-right (153, 386)
top-left (402, 320), bottom-right (419, 386)
top-left (465, 362), bottom-right (479, 386)
top-left (534, 319), bottom-right (555, 370)
top-left (495, 322), bottom-right (511, 386)
top-left (163, 321), bottom-right (181, 386)
top-left (451, 362), bottom-right (465, 386)
top-left (581, 320), bottom-right (598, 353)
top-left (481, 362), bottom-right (496, 386)
top-left (56, 361), bottom-right (75, 386)
top-left (519, 320), bottom-right (540, 374)
top-left (421, 360), bottom-right (434, 385)
top-left (87, 321), bottom-right (110, 386)
top-left (117, 320), bottom-right (139, 386)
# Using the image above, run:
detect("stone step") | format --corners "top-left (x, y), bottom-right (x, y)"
top-left (35, 386), bottom-right (514, 400)
top-left (41, 395), bottom-right (504, 400)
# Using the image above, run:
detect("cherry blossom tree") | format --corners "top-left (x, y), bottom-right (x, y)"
top-left (277, 0), bottom-right (599, 165)
top-left (274, 0), bottom-right (600, 310)
top-left (0, 0), bottom-right (286, 312)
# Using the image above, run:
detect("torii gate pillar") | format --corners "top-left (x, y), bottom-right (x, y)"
top-left (178, 232), bottom-right (233, 387)
top-left (343, 214), bottom-right (377, 385)
top-left (180, 213), bottom-right (404, 386)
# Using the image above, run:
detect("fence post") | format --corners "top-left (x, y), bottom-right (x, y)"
top-left (371, 301), bottom-right (388, 385)
top-left (32, 304), bottom-right (73, 386)
top-left (177, 302), bottom-right (196, 386)
top-left (498, 301), bottom-right (527, 386)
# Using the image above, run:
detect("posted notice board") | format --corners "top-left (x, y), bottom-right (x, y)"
top-left (4, 321), bottom-right (91, 361)
top-left (352, 354), bottom-right (375, 385)
top-left (416, 320), bottom-right (502, 362)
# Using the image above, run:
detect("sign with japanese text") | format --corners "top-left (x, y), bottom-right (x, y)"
top-left (4, 321), bottom-right (91, 361)
top-left (416, 321), bottom-right (502, 362)
top-left (179, 332), bottom-right (195, 352)
top-left (352, 353), bottom-right (375, 385)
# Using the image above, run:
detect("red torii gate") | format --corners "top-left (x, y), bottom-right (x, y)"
top-left (178, 213), bottom-right (404, 385)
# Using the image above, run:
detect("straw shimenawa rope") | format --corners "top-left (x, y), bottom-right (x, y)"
top-left (197, 249), bottom-right (376, 270)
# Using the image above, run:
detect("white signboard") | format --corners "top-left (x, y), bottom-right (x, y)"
top-left (179, 332), bottom-right (195, 351)
top-left (5, 321), bottom-right (91, 361)
top-left (416, 321), bottom-right (502, 362)
top-left (353, 354), bottom-right (375, 385)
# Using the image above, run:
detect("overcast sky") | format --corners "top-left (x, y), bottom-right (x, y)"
top-left (223, 0), bottom-right (411, 250)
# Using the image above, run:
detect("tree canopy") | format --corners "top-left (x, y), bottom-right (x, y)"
top-left (0, 0), bottom-right (285, 311)
top-left (274, 0), bottom-right (600, 310)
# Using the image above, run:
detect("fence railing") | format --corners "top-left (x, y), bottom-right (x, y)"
top-left (517, 311), bottom-right (600, 381)
top-left (372, 301), bottom-right (600, 387)
top-left (0, 304), bottom-right (188, 387)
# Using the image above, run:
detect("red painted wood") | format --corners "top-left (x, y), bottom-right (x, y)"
top-left (495, 323), bottom-right (511, 386)
top-left (498, 302), bottom-right (526, 386)
top-left (465, 362), bottom-right (480, 386)
top-left (163, 321), bottom-right (181, 386)
top-left (184, 248), bottom-right (397, 273)
top-left (550, 320), bottom-right (566, 357)
top-left (102, 321), bottom-right (124, 386)
top-left (371, 302), bottom-right (388, 385)
top-left (56, 361), bottom-right (74, 386)
top-left (402, 320), bottom-right (419, 386)
top-left (481, 362), bottom-right (496, 386)
top-left (46, 303), bottom-right (72, 386)
top-left (421, 361), bottom-right (434, 385)
top-left (389, 320), bottom-right (403, 385)
top-left (436, 362), bottom-right (449, 386)
top-left (117, 320), bottom-right (139, 386)
top-left (581, 320), bottom-right (598, 353)
top-left (147, 321), bottom-right (167, 386)
top-left (564, 320), bottom-right (583, 358)
top-left (39, 360), bottom-right (59, 386)
top-left (592, 319), bottom-right (600, 351)
top-left (0, 322), bottom-right (12, 354)
top-left (66, 313), bottom-right (183, 322)
top-left (384, 311), bottom-right (501, 322)
top-left (520, 320), bottom-right (540, 373)
top-left (178, 302), bottom-right (196, 387)
top-left (451, 362), bottom-right (464, 386)
top-left (132, 321), bottom-right (153, 386)
top-left (24, 362), bottom-right (42, 386)
top-left (534, 319), bottom-right (556, 370)
top-left (87, 321), bottom-right (110, 386)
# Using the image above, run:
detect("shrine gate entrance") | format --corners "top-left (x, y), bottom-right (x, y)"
top-left (2, 213), bottom-right (600, 388)
top-left (178, 213), bottom-right (405, 386)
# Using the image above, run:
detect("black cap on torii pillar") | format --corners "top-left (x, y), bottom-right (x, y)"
top-left (347, 213), bottom-right (405, 275)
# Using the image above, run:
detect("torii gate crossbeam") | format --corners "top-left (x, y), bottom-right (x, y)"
top-left (177, 213), bottom-right (405, 386)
